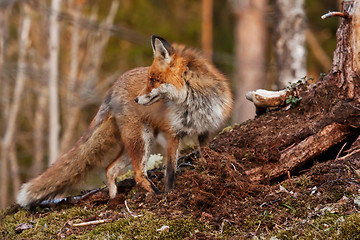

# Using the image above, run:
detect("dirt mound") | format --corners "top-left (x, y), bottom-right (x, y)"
top-left (94, 135), bottom-right (359, 235)
top-left (127, 147), bottom-right (261, 227)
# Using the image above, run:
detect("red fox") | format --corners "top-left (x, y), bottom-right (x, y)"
top-left (16, 35), bottom-right (233, 207)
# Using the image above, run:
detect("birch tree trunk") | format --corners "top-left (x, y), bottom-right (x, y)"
top-left (0, 5), bottom-right (31, 208)
top-left (48, 0), bottom-right (61, 165)
top-left (274, 0), bottom-right (307, 89)
top-left (60, 1), bottom-right (119, 153)
top-left (82, 0), bottom-right (119, 93)
top-left (59, 4), bottom-right (99, 153)
top-left (0, 4), bottom-right (11, 132)
top-left (0, 4), bottom-right (11, 210)
top-left (32, 86), bottom-right (47, 176)
top-left (232, 0), bottom-right (267, 122)
top-left (59, 1), bottom-right (82, 154)
top-left (30, 5), bottom-right (49, 177)
top-left (9, 144), bottom-right (20, 199)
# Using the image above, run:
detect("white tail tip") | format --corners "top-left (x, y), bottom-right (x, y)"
top-left (16, 183), bottom-right (32, 207)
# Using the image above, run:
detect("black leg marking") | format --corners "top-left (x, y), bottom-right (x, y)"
top-left (198, 132), bottom-right (210, 146)
top-left (165, 163), bottom-right (176, 193)
top-left (148, 178), bottom-right (162, 195)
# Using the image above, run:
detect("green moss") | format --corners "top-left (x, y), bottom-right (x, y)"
top-left (3, 204), bottom-right (360, 239)
top-left (0, 205), bottom-right (102, 239)
top-left (242, 151), bottom-right (256, 162)
top-left (273, 212), bottom-right (360, 240)
top-left (276, 229), bottom-right (296, 240)
top-left (72, 210), bottom-right (213, 239)
top-left (218, 125), bottom-right (234, 135)
top-left (337, 214), bottom-right (360, 239)
top-left (294, 175), bottom-right (313, 190)
top-left (281, 195), bottom-right (318, 219)
top-left (1, 206), bottom-right (214, 239)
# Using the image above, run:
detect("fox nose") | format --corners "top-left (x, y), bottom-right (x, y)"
top-left (134, 97), bottom-right (139, 103)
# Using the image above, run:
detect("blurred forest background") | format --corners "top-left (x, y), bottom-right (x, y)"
top-left (0, 0), bottom-right (341, 208)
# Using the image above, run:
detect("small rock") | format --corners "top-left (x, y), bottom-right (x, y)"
top-left (338, 195), bottom-right (349, 204)
top-left (278, 185), bottom-right (289, 193)
top-left (156, 225), bottom-right (169, 233)
top-left (310, 186), bottom-right (318, 195)
top-left (201, 212), bottom-right (213, 222)
top-left (354, 195), bottom-right (360, 207)
top-left (15, 223), bottom-right (33, 234)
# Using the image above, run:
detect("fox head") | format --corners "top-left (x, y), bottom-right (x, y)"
top-left (135, 35), bottom-right (187, 106)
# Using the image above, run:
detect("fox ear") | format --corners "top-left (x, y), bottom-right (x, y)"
top-left (151, 35), bottom-right (175, 64)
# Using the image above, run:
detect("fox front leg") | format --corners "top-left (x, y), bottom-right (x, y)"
top-left (196, 131), bottom-right (210, 157)
top-left (198, 131), bottom-right (210, 146)
top-left (164, 135), bottom-right (180, 193)
top-left (122, 123), bottom-right (161, 195)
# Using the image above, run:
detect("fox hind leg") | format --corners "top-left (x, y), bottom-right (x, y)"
top-left (106, 152), bottom-right (131, 199)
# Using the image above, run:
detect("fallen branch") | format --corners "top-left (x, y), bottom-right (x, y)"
top-left (70, 219), bottom-right (112, 227)
top-left (246, 123), bottom-right (350, 182)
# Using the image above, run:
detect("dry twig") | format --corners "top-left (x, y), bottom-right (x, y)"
top-left (124, 200), bottom-right (142, 218)
top-left (321, 11), bottom-right (350, 19)
top-left (70, 219), bottom-right (112, 227)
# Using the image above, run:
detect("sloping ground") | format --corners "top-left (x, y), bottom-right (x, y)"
top-left (1, 133), bottom-right (360, 239)
top-left (211, 76), bottom-right (359, 173)
top-left (1, 76), bottom-right (360, 239)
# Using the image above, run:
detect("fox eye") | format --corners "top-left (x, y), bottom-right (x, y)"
top-left (150, 78), bottom-right (157, 85)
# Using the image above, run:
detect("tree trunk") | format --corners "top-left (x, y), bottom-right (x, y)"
top-left (9, 144), bottom-right (21, 199)
top-left (201, 0), bottom-right (213, 60)
top-left (332, 1), bottom-right (360, 102)
top-left (32, 86), bottom-right (48, 176)
top-left (48, 0), bottom-right (61, 165)
top-left (29, 4), bottom-right (50, 178)
top-left (210, 0), bottom-right (360, 183)
top-left (60, 0), bottom-right (83, 154)
top-left (60, 1), bottom-right (119, 153)
top-left (0, 5), bottom-right (31, 208)
top-left (232, 0), bottom-right (267, 123)
top-left (0, 4), bottom-right (11, 210)
top-left (274, 0), bottom-right (307, 89)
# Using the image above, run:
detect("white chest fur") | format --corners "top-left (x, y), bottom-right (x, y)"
top-left (168, 86), bottom-right (229, 136)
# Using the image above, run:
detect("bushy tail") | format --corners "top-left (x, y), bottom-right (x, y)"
top-left (16, 151), bottom-right (88, 207)
top-left (17, 111), bottom-right (120, 207)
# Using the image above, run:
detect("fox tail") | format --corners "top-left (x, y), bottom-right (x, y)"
top-left (16, 111), bottom-right (120, 207)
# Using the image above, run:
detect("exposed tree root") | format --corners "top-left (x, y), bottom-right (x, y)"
top-left (246, 123), bottom-right (351, 182)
